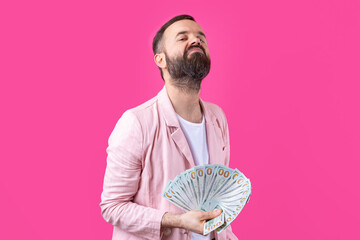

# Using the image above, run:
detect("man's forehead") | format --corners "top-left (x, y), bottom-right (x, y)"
top-left (164, 20), bottom-right (205, 39)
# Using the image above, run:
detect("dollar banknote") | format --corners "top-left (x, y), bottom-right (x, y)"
top-left (162, 164), bottom-right (252, 235)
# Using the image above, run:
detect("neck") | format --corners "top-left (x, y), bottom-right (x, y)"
top-left (165, 82), bottom-right (203, 123)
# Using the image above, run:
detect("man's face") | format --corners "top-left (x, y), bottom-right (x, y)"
top-left (162, 20), bottom-right (211, 91)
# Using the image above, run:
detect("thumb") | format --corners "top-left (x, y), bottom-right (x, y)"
top-left (203, 209), bottom-right (222, 220)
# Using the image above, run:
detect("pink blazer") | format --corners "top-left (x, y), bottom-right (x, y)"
top-left (100, 86), bottom-right (238, 240)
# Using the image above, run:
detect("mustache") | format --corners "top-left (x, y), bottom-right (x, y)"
top-left (186, 45), bottom-right (206, 55)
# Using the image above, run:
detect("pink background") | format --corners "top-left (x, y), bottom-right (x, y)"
top-left (1, 0), bottom-right (359, 239)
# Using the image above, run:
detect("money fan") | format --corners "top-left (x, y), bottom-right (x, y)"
top-left (162, 164), bottom-right (251, 235)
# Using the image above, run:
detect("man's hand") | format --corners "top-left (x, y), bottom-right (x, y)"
top-left (161, 209), bottom-right (222, 235)
top-left (180, 209), bottom-right (222, 234)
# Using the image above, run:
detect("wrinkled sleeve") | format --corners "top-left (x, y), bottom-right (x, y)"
top-left (99, 110), bottom-right (166, 240)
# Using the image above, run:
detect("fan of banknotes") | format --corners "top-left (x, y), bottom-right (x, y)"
top-left (162, 164), bottom-right (251, 235)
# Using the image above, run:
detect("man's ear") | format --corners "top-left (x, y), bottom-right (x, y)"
top-left (154, 53), bottom-right (167, 69)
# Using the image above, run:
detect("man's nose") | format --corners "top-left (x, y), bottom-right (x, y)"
top-left (190, 36), bottom-right (201, 46)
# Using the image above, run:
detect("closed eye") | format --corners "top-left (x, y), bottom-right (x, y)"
top-left (178, 37), bottom-right (206, 43)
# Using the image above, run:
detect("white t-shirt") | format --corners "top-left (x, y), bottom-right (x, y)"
top-left (176, 113), bottom-right (212, 240)
top-left (176, 113), bottom-right (209, 166)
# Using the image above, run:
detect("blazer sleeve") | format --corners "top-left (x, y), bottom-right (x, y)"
top-left (99, 110), bottom-right (166, 240)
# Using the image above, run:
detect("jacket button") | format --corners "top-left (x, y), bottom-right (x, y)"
top-left (164, 228), bottom-right (172, 236)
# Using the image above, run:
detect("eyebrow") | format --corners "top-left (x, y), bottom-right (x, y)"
top-left (175, 31), bottom-right (206, 39)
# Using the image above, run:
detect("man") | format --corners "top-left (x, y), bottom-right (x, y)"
top-left (100, 14), bottom-right (238, 240)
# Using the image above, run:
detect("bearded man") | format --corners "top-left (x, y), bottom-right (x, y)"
top-left (100, 14), bottom-right (238, 240)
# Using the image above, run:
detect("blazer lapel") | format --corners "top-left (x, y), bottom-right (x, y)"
top-left (157, 85), bottom-right (226, 167)
top-left (157, 86), bottom-right (196, 167)
top-left (199, 99), bottom-right (226, 165)
top-left (170, 127), bottom-right (195, 167)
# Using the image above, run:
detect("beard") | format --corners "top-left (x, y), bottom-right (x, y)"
top-left (165, 45), bottom-right (211, 93)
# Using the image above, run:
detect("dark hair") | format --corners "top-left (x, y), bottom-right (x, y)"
top-left (152, 14), bottom-right (196, 81)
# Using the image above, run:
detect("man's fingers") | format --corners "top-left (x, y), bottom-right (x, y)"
top-left (201, 209), bottom-right (222, 220)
